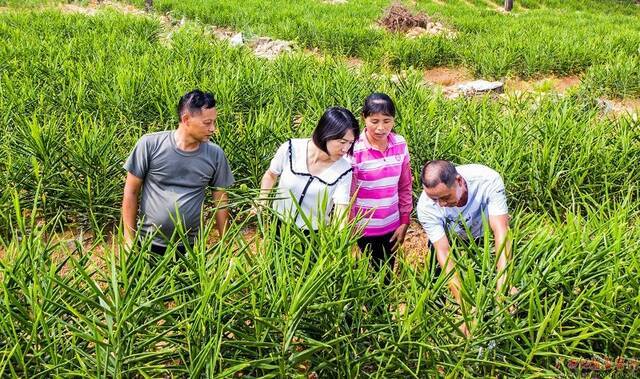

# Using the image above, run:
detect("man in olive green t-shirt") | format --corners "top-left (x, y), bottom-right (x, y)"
top-left (122, 90), bottom-right (235, 253)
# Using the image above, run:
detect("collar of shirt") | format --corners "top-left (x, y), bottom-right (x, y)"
top-left (361, 129), bottom-right (397, 151)
top-left (360, 129), bottom-right (397, 154)
top-left (290, 139), bottom-right (351, 184)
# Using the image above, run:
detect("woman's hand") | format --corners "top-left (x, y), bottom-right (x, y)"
top-left (389, 223), bottom-right (409, 251)
top-left (253, 170), bottom-right (279, 216)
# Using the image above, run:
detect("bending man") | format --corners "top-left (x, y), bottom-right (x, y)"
top-left (417, 160), bottom-right (515, 311)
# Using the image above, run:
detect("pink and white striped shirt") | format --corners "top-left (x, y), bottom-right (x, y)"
top-left (350, 131), bottom-right (413, 237)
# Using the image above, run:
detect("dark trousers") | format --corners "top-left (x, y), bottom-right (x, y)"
top-left (149, 243), bottom-right (188, 256)
top-left (138, 241), bottom-right (190, 266)
top-left (357, 232), bottom-right (396, 272)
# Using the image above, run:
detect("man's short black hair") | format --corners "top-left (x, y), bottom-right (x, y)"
top-left (177, 90), bottom-right (216, 118)
top-left (312, 107), bottom-right (360, 155)
top-left (421, 160), bottom-right (458, 188)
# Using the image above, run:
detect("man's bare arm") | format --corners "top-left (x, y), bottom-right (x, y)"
top-left (122, 173), bottom-right (144, 247)
top-left (432, 236), bottom-right (464, 306)
top-left (432, 235), bottom-right (471, 336)
top-left (489, 214), bottom-right (511, 295)
top-left (212, 190), bottom-right (230, 237)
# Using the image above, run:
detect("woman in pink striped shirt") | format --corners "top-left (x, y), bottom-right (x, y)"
top-left (351, 93), bottom-right (413, 272)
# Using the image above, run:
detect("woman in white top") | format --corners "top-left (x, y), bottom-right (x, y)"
top-left (259, 107), bottom-right (359, 231)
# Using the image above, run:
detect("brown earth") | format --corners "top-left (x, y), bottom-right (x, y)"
top-left (61, 1), bottom-right (146, 17)
top-left (60, 3), bottom-right (99, 16)
top-left (422, 69), bottom-right (588, 99)
top-left (505, 75), bottom-right (581, 94)
top-left (598, 98), bottom-right (640, 119)
top-left (0, 228), bottom-right (110, 279)
top-left (345, 56), bottom-right (365, 69)
top-left (424, 67), bottom-right (474, 86)
top-left (249, 37), bottom-right (294, 60)
top-left (379, 3), bottom-right (456, 38)
top-left (614, 98), bottom-right (640, 112)
top-left (399, 221), bottom-right (429, 265)
top-left (1, 221), bottom-right (431, 272)
top-left (378, 3), bottom-right (431, 33)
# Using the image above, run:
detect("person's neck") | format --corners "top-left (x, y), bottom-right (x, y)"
top-left (365, 129), bottom-right (388, 151)
top-left (174, 127), bottom-right (201, 152)
top-left (308, 140), bottom-right (336, 166)
top-left (457, 178), bottom-right (469, 207)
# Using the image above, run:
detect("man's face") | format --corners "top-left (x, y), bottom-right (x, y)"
top-left (183, 107), bottom-right (217, 142)
top-left (424, 176), bottom-right (463, 207)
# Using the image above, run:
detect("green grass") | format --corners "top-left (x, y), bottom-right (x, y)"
top-left (582, 53), bottom-right (640, 99)
top-left (2, 191), bottom-right (639, 377)
top-left (0, 5), bottom-right (639, 377)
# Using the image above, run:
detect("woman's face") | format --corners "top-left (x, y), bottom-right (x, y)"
top-left (364, 112), bottom-right (394, 144)
top-left (326, 129), bottom-right (356, 160)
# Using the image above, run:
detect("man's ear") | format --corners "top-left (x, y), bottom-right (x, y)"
top-left (180, 112), bottom-right (190, 125)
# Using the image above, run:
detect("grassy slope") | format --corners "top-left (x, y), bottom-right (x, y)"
top-left (118, 0), bottom-right (640, 97)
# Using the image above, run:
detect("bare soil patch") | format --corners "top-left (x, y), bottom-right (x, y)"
top-left (444, 79), bottom-right (504, 99)
top-left (400, 221), bottom-right (429, 266)
top-left (60, 3), bottom-right (99, 16)
top-left (378, 3), bottom-right (456, 38)
top-left (379, 3), bottom-right (429, 32)
top-left (506, 75), bottom-right (581, 94)
top-left (424, 67), bottom-right (474, 86)
top-left (423, 69), bottom-right (584, 99)
top-left (206, 26), bottom-right (243, 45)
top-left (3, 220), bottom-right (431, 274)
top-left (345, 56), bottom-right (364, 69)
top-left (100, 0), bottom-right (147, 16)
top-left (0, 228), bottom-right (110, 278)
top-left (249, 37), bottom-right (294, 60)
top-left (598, 98), bottom-right (640, 120)
top-left (49, 229), bottom-right (110, 277)
top-left (61, 1), bottom-right (145, 17)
